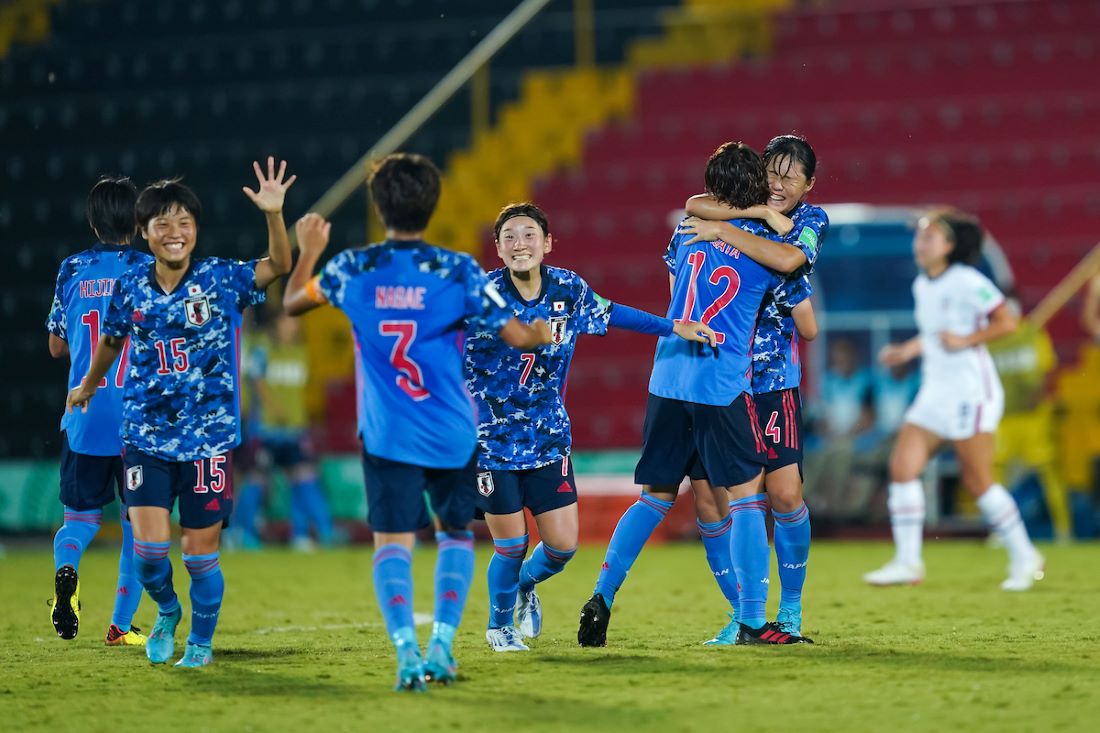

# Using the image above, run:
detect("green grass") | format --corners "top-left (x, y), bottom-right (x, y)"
top-left (1, 540), bottom-right (1097, 732)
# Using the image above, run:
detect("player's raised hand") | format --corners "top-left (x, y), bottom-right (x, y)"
top-left (678, 217), bottom-right (724, 245)
top-left (295, 213), bottom-right (331, 256)
top-left (673, 319), bottom-right (717, 347)
top-left (243, 156), bottom-right (297, 213)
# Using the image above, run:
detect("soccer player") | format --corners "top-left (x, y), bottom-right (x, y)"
top-left (468, 202), bottom-right (715, 653)
top-left (66, 158), bottom-right (296, 666)
top-left (678, 135), bottom-right (829, 641)
top-left (283, 154), bottom-right (552, 691)
top-left (863, 209), bottom-right (1044, 590)
top-left (46, 176), bottom-right (150, 645)
top-left (578, 142), bottom-right (812, 647)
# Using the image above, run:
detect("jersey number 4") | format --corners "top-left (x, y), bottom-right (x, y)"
top-left (380, 321), bottom-right (430, 401)
top-left (80, 309), bottom-right (129, 387)
top-left (676, 250), bottom-right (741, 345)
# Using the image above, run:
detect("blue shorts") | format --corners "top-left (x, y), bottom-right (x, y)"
top-left (122, 446), bottom-right (235, 529)
top-left (754, 387), bottom-right (804, 476)
top-left (260, 433), bottom-right (313, 469)
top-left (634, 393), bottom-right (768, 488)
top-left (59, 433), bottom-right (124, 511)
top-left (476, 456), bottom-right (578, 517)
top-left (361, 449), bottom-right (478, 533)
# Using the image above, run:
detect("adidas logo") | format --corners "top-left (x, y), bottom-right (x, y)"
top-left (389, 595), bottom-right (408, 606)
top-left (768, 448), bottom-right (779, 459)
top-left (601, 562), bottom-right (610, 570)
top-left (557, 481), bottom-right (572, 493)
top-left (205, 498), bottom-right (220, 511)
top-left (442, 590), bottom-right (460, 602)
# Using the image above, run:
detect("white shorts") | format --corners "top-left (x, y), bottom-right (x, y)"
top-left (903, 383), bottom-right (1004, 441)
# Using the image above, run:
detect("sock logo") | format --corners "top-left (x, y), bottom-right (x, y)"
top-left (781, 562), bottom-right (808, 570)
top-left (389, 595), bottom-right (408, 607)
top-left (126, 466), bottom-right (143, 490)
top-left (477, 472), bottom-right (495, 497)
top-left (442, 590), bottom-right (460, 602)
top-left (712, 568), bottom-right (729, 577)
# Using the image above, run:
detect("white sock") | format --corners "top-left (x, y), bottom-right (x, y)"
top-left (977, 484), bottom-right (1035, 567)
top-left (888, 480), bottom-right (925, 567)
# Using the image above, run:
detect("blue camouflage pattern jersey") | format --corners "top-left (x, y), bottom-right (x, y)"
top-left (47, 244), bottom-right (153, 456)
top-left (751, 202), bottom-right (829, 393)
top-left (316, 241), bottom-right (512, 469)
top-left (465, 266), bottom-right (613, 471)
top-left (101, 257), bottom-right (265, 461)
top-left (654, 218), bottom-right (787, 406)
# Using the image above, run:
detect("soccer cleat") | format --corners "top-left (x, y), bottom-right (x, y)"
top-left (577, 593), bottom-right (611, 647)
top-left (863, 560), bottom-right (925, 586)
top-left (146, 607), bottom-right (183, 664)
top-left (485, 626), bottom-right (530, 652)
top-left (702, 612), bottom-right (740, 646)
top-left (423, 637), bottom-right (458, 685)
top-left (174, 642), bottom-right (213, 668)
top-left (517, 587), bottom-right (542, 639)
top-left (105, 624), bottom-right (147, 646)
top-left (1001, 551), bottom-right (1045, 592)
top-left (393, 640), bottom-right (427, 692)
top-left (775, 606), bottom-right (802, 637)
top-left (735, 621), bottom-right (813, 645)
top-left (48, 565), bottom-right (81, 640)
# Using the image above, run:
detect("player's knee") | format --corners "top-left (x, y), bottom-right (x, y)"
top-left (768, 486), bottom-right (803, 514)
top-left (889, 454), bottom-right (921, 483)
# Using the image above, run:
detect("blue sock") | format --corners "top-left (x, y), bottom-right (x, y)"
top-left (110, 516), bottom-right (143, 630)
top-left (593, 493), bottom-right (673, 607)
top-left (296, 478), bottom-right (334, 545)
top-left (487, 534), bottom-right (528, 628)
top-left (290, 482), bottom-right (310, 541)
top-left (233, 480), bottom-right (264, 543)
top-left (698, 516), bottom-right (738, 613)
top-left (729, 494), bottom-right (770, 629)
top-left (372, 544), bottom-right (415, 641)
top-left (53, 507), bottom-right (102, 571)
top-left (519, 542), bottom-right (576, 591)
top-left (133, 540), bottom-right (180, 615)
top-left (434, 530), bottom-right (475, 635)
top-left (183, 552), bottom-right (224, 646)
top-left (773, 502), bottom-right (811, 610)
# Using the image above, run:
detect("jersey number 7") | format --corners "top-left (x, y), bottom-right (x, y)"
top-left (380, 321), bottom-right (430, 401)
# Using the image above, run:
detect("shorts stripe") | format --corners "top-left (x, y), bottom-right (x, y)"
top-left (745, 395), bottom-right (766, 453)
top-left (974, 403), bottom-right (983, 434)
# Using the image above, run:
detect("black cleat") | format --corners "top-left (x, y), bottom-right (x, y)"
top-left (735, 622), bottom-right (812, 645)
top-left (49, 565), bottom-right (81, 640)
top-left (577, 593), bottom-right (611, 647)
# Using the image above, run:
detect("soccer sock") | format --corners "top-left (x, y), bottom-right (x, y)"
top-left (487, 534), bottom-right (528, 629)
top-left (433, 530), bottom-right (475, 638)
top-left (133, 540), bottom-right (180, 615)
top-left (232, 479), bottom-right (264, 543)
top-left (110, 515), bottom-right (143, 631)
top-left (697, 516), bottom-right (739, 612)
top-left (729, 494), bottom-right (770, 629)
top-left (593, 493), bottom-right (673, 608)
top-left (289, 481), bottom-right (310, 541)
top-left (888, 480), bottom-right (925, 567)
top-left (53, 507), bottom-right (102, 571)
top-left (296, 478), bottom-right (334, 545)
top-left (773, 502), bottom-right (811, 610)
top-left (372, 544), bottom-right (415, 642)
top-left (519, 542), bottom-right (577, 591)
top-left (183, 552), bottom-right (224, 647)
top-left (977, 484), bottom-right (1036, 567)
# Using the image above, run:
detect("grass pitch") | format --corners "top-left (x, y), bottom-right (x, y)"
top-left (1, 540), bottom-right (1097, 732)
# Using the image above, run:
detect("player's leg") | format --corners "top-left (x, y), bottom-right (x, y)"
top-left (864, 422), bottom-right (941, 585)
top-left (691, 475), bottom-right (741, 646)
top-left (107, 458), bottom-right (146, 646)
top-left (228, 441), bottom-right (264, 550)
top-left (290, 455), bottom-right (334, 548)
top-left (481, 470), bottom-right (530, 651)
top-left (955, 431), bottom-right (1043, 590)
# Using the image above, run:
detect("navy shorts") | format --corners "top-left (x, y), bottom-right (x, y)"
top-left (634, 393), bottom-right (768, 488)
top-left (476, 456), bottom-right (578, 517)
top-left (59, 433), bottom-right (124, 511)
top-left (261, 433), bottom-right (313, 469)
top-left (361, 449), bottom-right (478, 533)
top-left (122, 446), bottom-right (235, 529)
top-left (754, 387), bottom-right (804, 476)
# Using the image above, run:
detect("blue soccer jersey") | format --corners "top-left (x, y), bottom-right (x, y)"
top-left (651, 219), bottom-right (784, 406)
top-left (465, 266), bottom-right (613, 471)
top-left (751, 202), bottom-right (829, 393)
top-left (101, 257), bottom-right (265, 461)
top-left (46, 244), bottom-right (153, 456)
top-left (317, 241), bottom-right (512, 469)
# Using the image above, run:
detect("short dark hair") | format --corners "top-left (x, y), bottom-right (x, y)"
top-left (86, 176), bottom-right (138, 244)
top-left (494, 202), bottom-right (550, 240)
top-left (367, 153), bottom-right (441, 233)
top-left (135, 178), bottom-right (202, 228)
top-left (704, 142), bottom-right (769, 209)
top-left (764, 134), bottom-right (817, 180)
top-left (928, 208), bottom-right (984, 266)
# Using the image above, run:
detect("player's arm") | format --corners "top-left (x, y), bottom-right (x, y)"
top-left (940, 302), bottom-right (1018, 351)
top-left (607, 303), bottom-right (716, 346)
top-left (66, 336), bottom-right (124, 412)
top-left (48, 334), bottom-right (69, 359)
top-left (878, 336), bottom-right (922, 367)
top-left (686, 194), bottom-right (795, 236)
top-left (791, 299), bottom-right (818, 341)
top-left (678, 217), bottom-right (806, 274)
top-left (1082, 274), bottom-right (1100, 338)
top-left (284, 213), bottom-right (332, 316)
top-left (499, 318), bottom-right (552, 349)
top-left (243, 157), bottom-right (297, 289)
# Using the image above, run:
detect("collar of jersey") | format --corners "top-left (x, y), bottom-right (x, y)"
top-left (382, 238), bottom-right (426, 249)
top-left (501, 264), bottom-right (548, 308)
top-left (147, 257), bottom-right (196, 296)
top-left (93, 243), bottom-right (132, 253)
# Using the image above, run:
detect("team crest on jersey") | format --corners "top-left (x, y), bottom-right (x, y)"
top-left (184, 291), bottom-right (212, 327)
top-left (549, 316), bottom-right (568, 345)
top-left (126, 466), bottom-right (143, 490)
top-left (477, 472), bottom-right (495, 497)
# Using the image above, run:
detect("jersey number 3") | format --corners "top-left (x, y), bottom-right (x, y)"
top-left (380, 321), bottom-right (430, 401)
